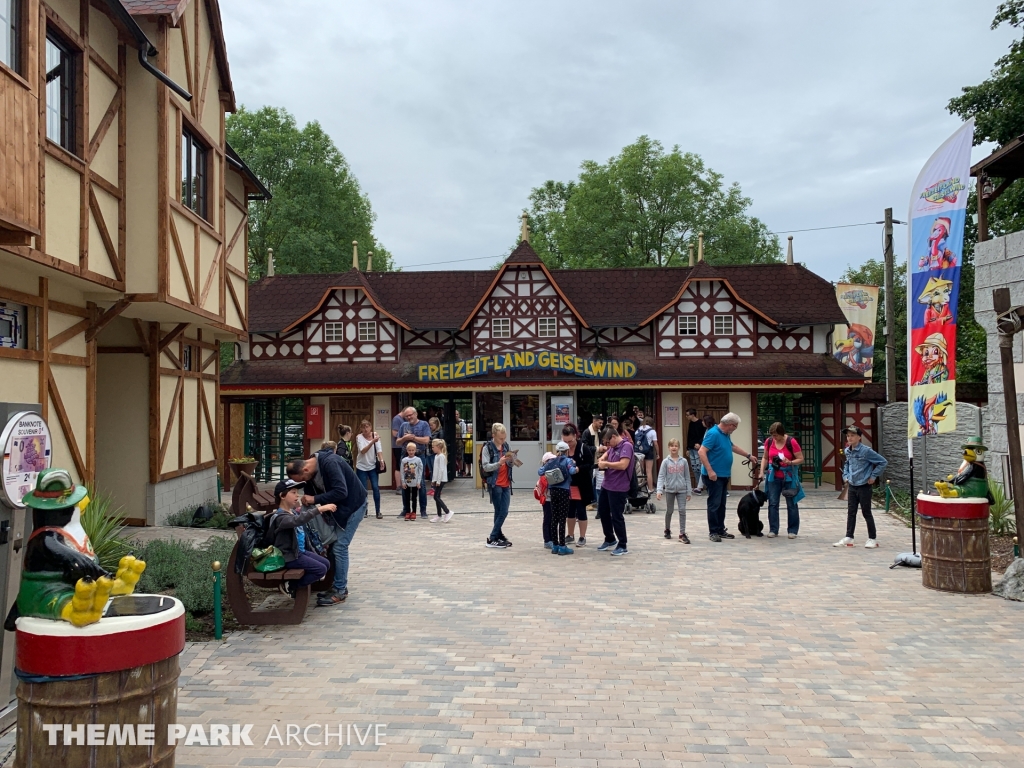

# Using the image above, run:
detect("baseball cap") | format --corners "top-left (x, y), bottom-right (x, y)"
top-left (274, 478), bottom-right (305, 497)
top-left (842, 426), bottom-right (863, 436)
top-left (555, 441), bottom-right (570, 453)
top-left (592, 413), bottom-right (604, 421)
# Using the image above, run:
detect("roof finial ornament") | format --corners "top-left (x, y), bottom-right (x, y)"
top-left (267, 247), bottom-right (275, 277)
top-left (520, 212), bottom-right (530, 244)
top-left (352, 240), bottom-right (359, 271)
top-left (366, 251), bottom-right (373, 271)
top-left (786, 235), bottom-right (794, 266)
top-left (697, 232), bottom-right (704, 263)
top-left (688, 243), bottom-right (694, 267)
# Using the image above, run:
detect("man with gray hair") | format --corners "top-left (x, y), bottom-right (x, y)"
top-left (698, 412), bottom-right (756, 542)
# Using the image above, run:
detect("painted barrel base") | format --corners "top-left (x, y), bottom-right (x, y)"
top-left (917, 494), bottom-right (992, 594)
top-left (14, 654), bottom-right (179, 768)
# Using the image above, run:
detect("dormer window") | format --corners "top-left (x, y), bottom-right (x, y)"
top-left (492, 318), bottom-right (510, 339)
top-left (323, 322), bottom-right (344, 343)
top-left (358, 321), bottom-right (377, 341)
top-left (677, 315), bottom-right (697, 336)
top-left (714, 315), bottom-right (734, 335)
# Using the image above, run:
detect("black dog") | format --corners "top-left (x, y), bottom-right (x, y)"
top-left (736, 489), bottom-right (768, 538)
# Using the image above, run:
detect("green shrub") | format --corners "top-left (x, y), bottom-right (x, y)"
top-left (988, 478), bottom-right (1017, 536)
top-left (131, 536), bottom-right (235, 615)
top-left (165, 500), bottom-right (231, 528)
top-left (201, 508), bottom-right (234, 530)
top-left (163, 508), bottom-right (196, 527)
top-left (80, 489), bottom-right (133, 571)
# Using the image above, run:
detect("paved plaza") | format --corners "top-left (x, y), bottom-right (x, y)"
top-left (176, 484), bottom-right (1024, 767)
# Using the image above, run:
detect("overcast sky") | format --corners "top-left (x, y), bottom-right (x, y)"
top-left (220, 1), bottom-right (1017, 281)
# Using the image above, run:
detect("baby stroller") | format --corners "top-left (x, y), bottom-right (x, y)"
top-left (626, 452), bottom-right (656, 514)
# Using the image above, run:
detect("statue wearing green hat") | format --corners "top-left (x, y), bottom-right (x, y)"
top-left (935, 437), bottom-right (995, 502)
top-left (2, 469), bottom-right (146, 629)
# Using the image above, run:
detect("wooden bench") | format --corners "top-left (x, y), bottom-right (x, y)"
top-left (226, 475), bottom-right (333, 625)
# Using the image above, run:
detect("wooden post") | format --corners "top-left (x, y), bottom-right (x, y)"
top-left (883, 207), bottom-right (896, 403)
top-left (977, 175), bottom-right (989, 244)
top-left (993, 287), bottom-right (1024, 540)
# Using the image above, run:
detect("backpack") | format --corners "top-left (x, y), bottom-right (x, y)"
top-left (544, 460), bottom-right (566, 486)
top-left (533, 474), bottom-right (548, 505)
top-left (628, 453), bottom-right (640, 497)
top-left (479, 441), bottom-right (497, 479)
top-left (635, 427), bottom-right (653, 455)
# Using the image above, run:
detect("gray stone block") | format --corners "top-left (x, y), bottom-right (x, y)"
top-left (975, 236), bottom-right (1005, 267)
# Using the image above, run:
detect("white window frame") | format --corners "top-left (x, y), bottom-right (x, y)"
top-left (323, 322), bottom-right (345, 343)
top-left (537, 317), bottom-right (557, 338)
top-left (358, 320), bottom-right (377, 342)
top-left (677, 315), bottom-right (698, 336)
top-left (714, 315), bottom-right (735, 336)
top-left (492, 317), bottom-right (511, 339)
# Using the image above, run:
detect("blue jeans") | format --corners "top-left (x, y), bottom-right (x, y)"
top-left (419, 482), bottom-right (428, 517)
top-left (766, 479), bottom-right (800, 535)
top-left (356, 468), bottom-right (381, 515)
top-left (489, 484), bottom-right (510, 540)
top-left (704, 476), bottom-right (729, 535)
top-left (331, 501), bottom-right (367, 593)
top-left (689, 450), bottom-right (703, 488)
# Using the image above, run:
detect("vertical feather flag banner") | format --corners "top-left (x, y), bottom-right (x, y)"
top-left (907, 120), bottom-right (974, 438)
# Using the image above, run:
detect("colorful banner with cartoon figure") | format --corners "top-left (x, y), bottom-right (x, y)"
top-left (833, 283), bottom-right (879, 378)
top-left (907, 120), bottom-right (974, 438)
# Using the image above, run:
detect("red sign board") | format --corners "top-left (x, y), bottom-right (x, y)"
top-left (306, 405), bottom-right (324, 440)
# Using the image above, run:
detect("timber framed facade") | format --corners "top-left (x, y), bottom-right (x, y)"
top-left (0, 0), bottom-right (264, 526)
top-left (223, 242), bottom-right (873, 491)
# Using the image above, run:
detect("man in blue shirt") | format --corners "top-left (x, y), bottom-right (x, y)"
top-left (397, 407), bottom-right (432, 517)
top-left (698, 412), bottom-right (755, 542)
top-left (835, 425), bottom-right (888, 548)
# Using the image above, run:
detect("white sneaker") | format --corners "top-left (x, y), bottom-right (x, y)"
top-left (443, 510), bottom-right (454, 522)
top-left (429, 516), bottom-right (439, 523)
top-left (788, 533), bottom-right (798, 539)
top-left (833, 537), bottom-right (854, 547)
top-left (766, 532), bottom-right (777, 538)
top-left (865, 539), bottom-right (878, 548)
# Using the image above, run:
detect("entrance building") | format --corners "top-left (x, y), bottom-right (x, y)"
top-left (222, 240), bottom-right (870, 490)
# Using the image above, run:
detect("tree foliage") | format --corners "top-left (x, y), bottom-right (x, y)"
top-left (526, 136), bottom-right (780, 269)
top-left (226, 106), bottom-right (392, 279)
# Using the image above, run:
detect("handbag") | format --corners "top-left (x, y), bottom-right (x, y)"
top-left (372, 440), bottom-right (386, 475)
top-left (545, 466), bottom-right (566, 485)
top-left (250, 546), bottom-right (286, 572)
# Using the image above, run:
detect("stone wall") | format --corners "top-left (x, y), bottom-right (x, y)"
top-left (146, 466), bottom-right (220, 526)
top-left (877, 402), bottom-right (984, 493)
top-left (975, 232), bottom-right (1024, 490)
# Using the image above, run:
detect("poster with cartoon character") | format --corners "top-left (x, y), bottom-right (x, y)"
top-left (833, 283), bottom-right (879, 379)
top-left (906, 119), bottom-right (973, 438)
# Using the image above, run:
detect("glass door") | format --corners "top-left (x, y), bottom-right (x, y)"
top-left (506, 392), bottom-right (544, 489)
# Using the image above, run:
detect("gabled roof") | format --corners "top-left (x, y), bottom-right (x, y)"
top-left (247, 260), bottom-right (846, 334)
top-left (278, 270), bottom-right (411, 333)
top-left (459, 241), bottom-right (590, 330)
top-left (637, 259), bottom-right (778, 327)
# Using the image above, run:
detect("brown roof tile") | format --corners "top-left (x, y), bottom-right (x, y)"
top-left (119, 0), bottom-right (188, 20)
top-left (248, 261), bottom-right (845, 333)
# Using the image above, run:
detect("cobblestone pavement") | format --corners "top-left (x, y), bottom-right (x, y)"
top-left (176, 487), bottom-right (1024, 767)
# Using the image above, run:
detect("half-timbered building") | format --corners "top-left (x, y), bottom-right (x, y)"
top-left (0, 0), bottom-right (264, 528)
top-left (222, 240), bottom-right (870, 491)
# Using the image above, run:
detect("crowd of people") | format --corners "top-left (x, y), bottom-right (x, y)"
top-left (262, 405), bottom-right (888, 608)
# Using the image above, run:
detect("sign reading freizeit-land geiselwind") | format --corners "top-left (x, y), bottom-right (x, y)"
top-left (417, 352), bottom-right (637, 382)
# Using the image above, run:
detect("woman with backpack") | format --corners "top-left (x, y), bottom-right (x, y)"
top-left (335, 425), bottom-right (354, 467)
top-left (635, 416), bottom-right (660, 486)
top-left (757, 421), bottom-right (803, 538)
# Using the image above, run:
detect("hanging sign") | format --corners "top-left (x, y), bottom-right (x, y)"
top-left (417, 352), bottom-right (637, 382)
top-left (907, 120), bottom-right (974, 437)
top-left (833, 283), bottom-right (879, 378)
top-left (1, 411), bottom-right (52, 508)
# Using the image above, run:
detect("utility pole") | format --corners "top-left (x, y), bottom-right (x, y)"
top-left (883, 208), bottom-right (896, 403)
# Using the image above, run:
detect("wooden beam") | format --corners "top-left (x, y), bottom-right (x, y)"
top-left (148, 323), bottom-right (160, 483)
top-left (86, 302), bottom-right (97, 483)
top-left (50, 353), bottom-right (89, 367)
top-left (132, 318), bottom-right (149, 353)
top-left (88, 186), bottom-right (124, 282)
top-left (48, 371), bottom-right (87, 479)
top-left (87, 88), bottom-right (120, 161)
top-left (48, 317), bottom-right (90, 351)
top-left (86, 297), bottom-right (131, 341)
top-left (98, 346), bottom-right (146, 354)
top-left (178, 11), bottom-right (194, 112)
top-left (0, 231), bottom-right (33, 246)
top-left (39, 278), bottom-right (48, 421)
top-left (159, 322), bottom-right (190, 351)
top-left (159, 376), bottom-right (183, 474)
top-left (199, 377), bottom-right (216, 463)
top-left (198, 244), bottom-right (222, 309)
top-left (168, 217), bottom-right (197, 304)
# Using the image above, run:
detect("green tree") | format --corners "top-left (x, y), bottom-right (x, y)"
top-left (226, 106), bottom-right (393, 279)
top-left (840, 259), bottom-right (907, 386)
top-left (527, 136), bottom-right (780, 269)
top-left (944, 0), bottom-right (1024, 384)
